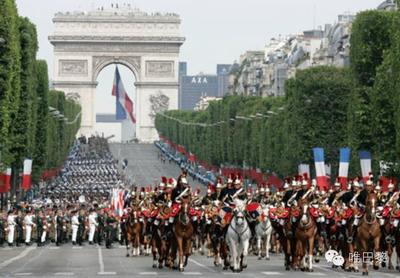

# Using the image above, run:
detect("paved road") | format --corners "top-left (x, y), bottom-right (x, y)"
top-left (0, 244), bottom-right (399, 277)
top-left (109, 143), bottom-right (203, 190)
top-left (1, 144), bottom-right (398, 277)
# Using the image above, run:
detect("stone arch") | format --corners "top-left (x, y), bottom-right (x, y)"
top-left (92, 56), bottom-right (141, 82)
top-left (49, 7), bottom-right (184, 142)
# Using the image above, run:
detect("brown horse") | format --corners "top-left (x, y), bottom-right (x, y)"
top-left (293, 199), bottom-right (317, 272)
top-left (126, 208), bottom-right (142, 257)
top-left (172, 200), bottom-right (194, 272)
top-left (356, 192), bottom-right (381, 275)
top-left (270, 207), bottom-right (295, 270)
top-left (151, 205), bottom-right (170, 269)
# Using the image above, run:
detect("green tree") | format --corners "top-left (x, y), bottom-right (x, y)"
top-left (0, 0), bottom-right (21, 167)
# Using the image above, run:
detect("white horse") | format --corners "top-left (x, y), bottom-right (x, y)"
top-left (255, 205), bottom-right (273, 260)
top-left (226, 199), bottom-right (251, 272)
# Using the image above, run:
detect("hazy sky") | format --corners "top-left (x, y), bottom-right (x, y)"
top-left (15, 0), bottom-right (383, 114)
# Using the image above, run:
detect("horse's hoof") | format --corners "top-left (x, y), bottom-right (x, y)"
top-left (158, 265), bottom-right (163, 269)
top-left (152, 264), bottom-right (157, 268)
top-left (309, 268), bottom-right (314, 272)
top-left (388, 265), bottom-right (394, 270)
top-left (382, 262), bottom-right (386, 268)
top-left (285, 266), bottom-right (290, 271)
top-left (362, 271), bottom-right (368, 276)
top-left (300, 267), bottom-right (305, 272)
top-left (258, 257), bottom-right (262, 260)
top-left (126, 254), bottom-right (129, 257)
top-left (266, 257), bottom-right (270, 261)
top-left (242, 264), bottom-right (247, 269)
top-left (396, 265), bottom-right (400, 270)
top-left (354, 269), bottom-right (359, 273)
top-left (223, 266), bottom-right (228, 270)
top-left (179, 268), bottom-right (184, 272)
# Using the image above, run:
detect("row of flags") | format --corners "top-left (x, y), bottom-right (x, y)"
top-left (0, 158), bottom-right (33, 193)
top-left (112, 66), bottom-right (136, 124)
top-left (307, 148), bottom-right (372, 191)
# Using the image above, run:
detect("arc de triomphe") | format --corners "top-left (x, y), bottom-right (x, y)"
top-left (49, 7), bottom-right (185, 142)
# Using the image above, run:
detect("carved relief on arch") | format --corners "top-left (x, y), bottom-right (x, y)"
top-left (92, 56), bottom-right (141, 80)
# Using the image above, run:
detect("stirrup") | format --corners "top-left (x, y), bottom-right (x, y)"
top-left (347, 237), bottom-right (353, 243)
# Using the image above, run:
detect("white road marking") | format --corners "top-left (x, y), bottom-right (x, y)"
top-left (139, 272), bottom-right (158, 275)
top-left (98, 272), bottom-right (117, 275)
top-left (14, 273), bottom-right (32, 276)
top-left (72, 246), bottom-right (82, 249)
top-left (0, 247), bottom-right (36, 270)
top-left (188, 258), bottom-right (217, 273)
top-left (182, 272), bottom-right (202, 275)
top-left (98, 246), bottom-right (105, 274)
top-left (262, 271), bottom-right (283, 275)
top-left (54, 272), bottom-right (74, 276)
top-left (305, 273), bottom-right (326, 276)
top-left (49, 246), bottom-right (60, 250)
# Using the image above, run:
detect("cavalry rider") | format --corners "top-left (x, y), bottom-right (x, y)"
top-left (215, 177), bottom-right (224, 200)
top-left (218, 173), bottom-right (236, 202)
top-left (328, 179), bottom-right (342, 206)
top-left (166, 171), bottom-right (190, 238)
top-left (343, 178), bottom-right (363, 243)
top-left (202, 183), bottom-right (217, 206)
top-left (282, 178), bottom-right (295, 206)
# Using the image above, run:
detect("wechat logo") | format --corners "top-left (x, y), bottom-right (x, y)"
top-left (325, 250), bottom-right (344, 266)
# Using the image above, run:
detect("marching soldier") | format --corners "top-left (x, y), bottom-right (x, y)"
top-left (0, 210), bottom-right (5, 246)
top-left (15, 209), bottom-right (24, 247)
top-left (77, 208), bottom-right (86, 246)
top-left (71, 210), bottom-right (79, 245)
top-left (35, 210), bottom-right (44, 247)
top-left (97, 208), bottom-right (105, 245)
top-left (7, 210), bottom-right (16, 247)
top-left (88, 208), bottom-right (98, 245)
top-left (24, 208), bottom-right (35, 246)
top-left (55, 209), bottom-right (63, 246)
top-left (105, 209), bottom-right (117, 249)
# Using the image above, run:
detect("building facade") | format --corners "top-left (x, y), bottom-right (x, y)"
top-left (179, 63), bottom-right (231, 110)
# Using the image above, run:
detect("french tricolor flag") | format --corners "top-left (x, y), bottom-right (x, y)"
top-left (313, 148), bottom-right (329, 191)
top-left (338, 147), bottom-right (350, 190)
top-left (0, 168), bottom-right (11, 193)
top-left (113, 66), bottom-right (136, 123)
top-left (22, 159), bottom-right (33, 190)
top-left (359, 151), bottom-right (372, 182)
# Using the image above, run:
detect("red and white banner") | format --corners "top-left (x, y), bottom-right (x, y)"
top-left (0, 168), bottom-right (12, 193)
top-left (22, 159), bottom-right (33, 190)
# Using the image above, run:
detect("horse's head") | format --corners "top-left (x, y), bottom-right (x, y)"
top-left (298, 200), bottom-right (311, 225)
top-left (367, 192), bottom-right (377, 217)
top-left (178, 202), bottom-right (190, 226)
top-left (233, 203), bottom-right (246, 226)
